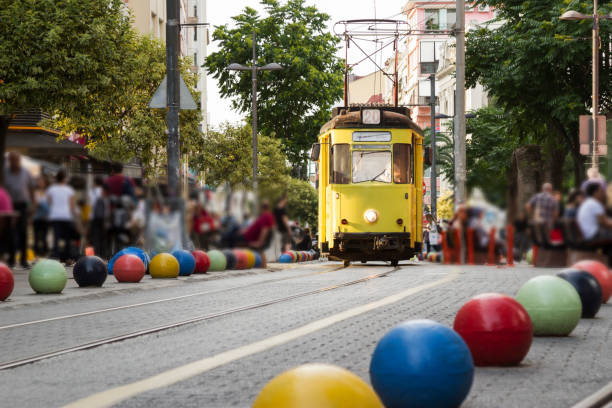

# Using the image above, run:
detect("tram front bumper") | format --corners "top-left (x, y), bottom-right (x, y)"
top-left (329, 232), bottom-right (417, 261)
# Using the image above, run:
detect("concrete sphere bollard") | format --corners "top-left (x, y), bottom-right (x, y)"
top-left (454, 293), bottom-right (533, 366)
top-left (191, 250), bottom-right (210, 273)
top-left (113, 254), bottom-right (145, 283)
top-left (369, 319), bottom-right (474, 408)
top-left (73, 256), bottom-right (107, 287)
top-left (253, 363), bottom-right (383, 408)
top-left (207, 250), bottom-right (227, 271)
top-left (0, 262), bottom-right (14, 301)
top-left (29, 259), bottom-right (67, 294)
top-left (149, 253), bottom-right (180, 279)
top-left (557, 269), bottom-right (602, 318)
top-left (515, 275), bottom-right (582, 336)
top-left (571, 260), bottom-right (612, 303)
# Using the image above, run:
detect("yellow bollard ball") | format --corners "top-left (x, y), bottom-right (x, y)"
top-left (244, 250), bottom-right (256, 269)
top-left (149, 253), bottom-right (179, 279)
top-left (253, 363), bottom-right (383, 408)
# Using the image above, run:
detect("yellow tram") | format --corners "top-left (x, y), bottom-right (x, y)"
top-left (312, 106), bottom-right (425, 266)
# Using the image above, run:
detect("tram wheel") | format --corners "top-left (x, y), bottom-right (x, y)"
top-left (391, 260), bottom-right (399, 267)
top-left (344, 260), bottom-right (351, 267)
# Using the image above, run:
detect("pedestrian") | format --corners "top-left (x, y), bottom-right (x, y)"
top-left (32, 175), bottom-right (50, 257)
top-left (46, 169), bottom-right (76, 263)
top-left (577, 183), bottom-right (612, 243)
top-left (0, 186), bottom-right (14, 261)
top-left (423, 228), bottom-right (430, 253)
top-left (274, 194), bottom-right (293, 252)
top-left (230, 200), bottom-right (275, 266)
top-left (295, 227), bottom-right (313, 251)
top-left (526, 182), bottom-right (558, 229)
top-left (563, 189), bottom-right (584, 220)
top-left (104, 162), bottom-right (135, 199)
top-left (3, 152), bottom-right (35, 268)
top-left (90, 184), bottom-right (110, 259)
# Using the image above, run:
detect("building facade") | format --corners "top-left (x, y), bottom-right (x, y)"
top-left (123, 0), bottom-right (208, 130)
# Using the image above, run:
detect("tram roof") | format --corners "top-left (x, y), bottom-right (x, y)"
top-left (320, 105), bottom-right (423, 135)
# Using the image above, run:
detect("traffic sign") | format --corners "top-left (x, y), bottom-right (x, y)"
top-left (579, 115), bottom-right (607, 156)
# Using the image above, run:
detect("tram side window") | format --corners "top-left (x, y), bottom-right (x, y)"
top-left (393, 144), bottom-right (413, 184)
top-left (330, 144), bottom-right (350, 184)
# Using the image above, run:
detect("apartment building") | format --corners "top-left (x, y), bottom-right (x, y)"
top-left (123, 0), bottom-right (208, 130)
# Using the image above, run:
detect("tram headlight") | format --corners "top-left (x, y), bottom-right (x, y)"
top-left (364, 209), bottom-right (378, 224)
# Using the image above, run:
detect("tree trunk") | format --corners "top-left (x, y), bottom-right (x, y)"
top-left (507, 145), bottom-right (543, 224)
top-left (545, 141), bottom-right (567, 191)
top-left (0, 115), bottom-right (11, 187)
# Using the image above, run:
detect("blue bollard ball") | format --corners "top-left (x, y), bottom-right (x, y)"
top-left (254, 252), bottom-right (263, 268)
top-left (172, 249), bottom-right (196, 276)
top-left (279, 254), bottom-right (292, 263)
top-left (370, 319), bottom-right (474, 408)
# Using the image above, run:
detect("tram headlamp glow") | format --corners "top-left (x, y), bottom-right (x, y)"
top-left (364, 209), bottom-right (378, 224)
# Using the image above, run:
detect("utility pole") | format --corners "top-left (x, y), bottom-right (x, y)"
top-left (454, 0), bottom-right (467, 207)
top-left (251, 32), bottom-right (258, 194)
top-left (430, 73), bottom-right (437, 221)
top-left (166, 0), bottom-right (180, 198)
top-left (591, 0), bottom-right (599, 170)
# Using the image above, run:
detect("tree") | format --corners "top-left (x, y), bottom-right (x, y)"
top-left (205, 0), bottom-right (344, 170)
top-left (47, 35), bottom-right (203, 179)
top-left (0, 0), bottom-right (134, 180)
top-left (466, 0), bottom-right (611, 185)
top-left (198, 122), bottom-right (289, 191)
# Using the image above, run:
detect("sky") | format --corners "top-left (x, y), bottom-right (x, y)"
top-left (205, 0), bottom-right (406, 127)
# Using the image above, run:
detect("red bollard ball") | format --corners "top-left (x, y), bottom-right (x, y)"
top-left (192, 250), bottom-right (211, 273)
top-left (0, 262), bottom-right (14, 301)
top-left (233, 250), bottom-right (248, 270)
top-left (572, 260), bottom-right (612, 303)
top-left (453, 293), bottom-right (533, 366)
top-left (113, 254), bottom-right (146, 283)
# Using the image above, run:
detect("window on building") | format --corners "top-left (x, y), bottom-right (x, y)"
top-left (393, 144), bottom-right (413, 184)
top-left (424, 9), bottom-right (440, 31)
top-left (420, 41), bottom-right (446, 74)
top-left (446, 9), bottom-right (457, 30)
top-left (330, 144), bottom-right (350, 184)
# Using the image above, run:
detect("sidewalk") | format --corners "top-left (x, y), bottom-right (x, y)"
top-left (2, 261), bottom-right (311, 309)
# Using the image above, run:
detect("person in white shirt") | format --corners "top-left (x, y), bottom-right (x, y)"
top-left (577, 182), bottom-right (612, 242)
top-left (46, 169), bottom-right (76, 262)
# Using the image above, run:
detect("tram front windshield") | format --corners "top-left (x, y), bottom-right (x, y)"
top-left (352, 150), bottom-right (392, 183)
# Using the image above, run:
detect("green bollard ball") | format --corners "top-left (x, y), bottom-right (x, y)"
top-left (525, 249), bottom-right (533, 264)
top-left (207, 250), bottom-right (227, 271)
top-left (29, 259), bottom-right (67, 294)
top-left (516, 275), bottom-right (582, 336)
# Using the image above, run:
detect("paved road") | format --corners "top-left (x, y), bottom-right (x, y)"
top-left (1, 262), bottom-right (610, 407)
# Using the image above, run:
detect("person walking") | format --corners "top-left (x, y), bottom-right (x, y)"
top-left (3, 152), bottom-right (34, 268)
top-left (46, 169), bottom-right (76, 263)
top-left (32, 175), bottom-right (50, 256)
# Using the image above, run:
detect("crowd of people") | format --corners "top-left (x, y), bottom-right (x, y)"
top-left (0, 152), bottom-right (313, 269)
top-left (0, 153), bottom-right (146, 268)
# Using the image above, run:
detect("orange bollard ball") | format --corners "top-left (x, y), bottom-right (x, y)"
top-left (572, 260), bottom-right (612, 303)
top-left (233, 250), bottom-right (248, 270)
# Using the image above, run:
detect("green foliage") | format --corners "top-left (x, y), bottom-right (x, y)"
top-left (46, 35), bottom-right (203, 178)
top-left (466, 0), bottom-right (611, 183)
top-left (423, 127), bottom-right (455, 185)
top-left (205, 0), bottom-right (344, 168)
top-left (0, 0), bottom-right (133, 118)
top-left (198, 122), bottom-right (289, 190)
top-left (285, 178), bottom-right (318, 228)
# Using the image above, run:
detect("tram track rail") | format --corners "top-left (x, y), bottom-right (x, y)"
top-left (0, 264), bottom-right (347, 331)
top-left (0, 266), bottom-right (398, 370)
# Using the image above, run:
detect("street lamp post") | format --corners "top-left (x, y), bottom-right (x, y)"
top-left (227, 32), bottom-right (283, 196)
top-left (560, 4), bottom-right (612, 169)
